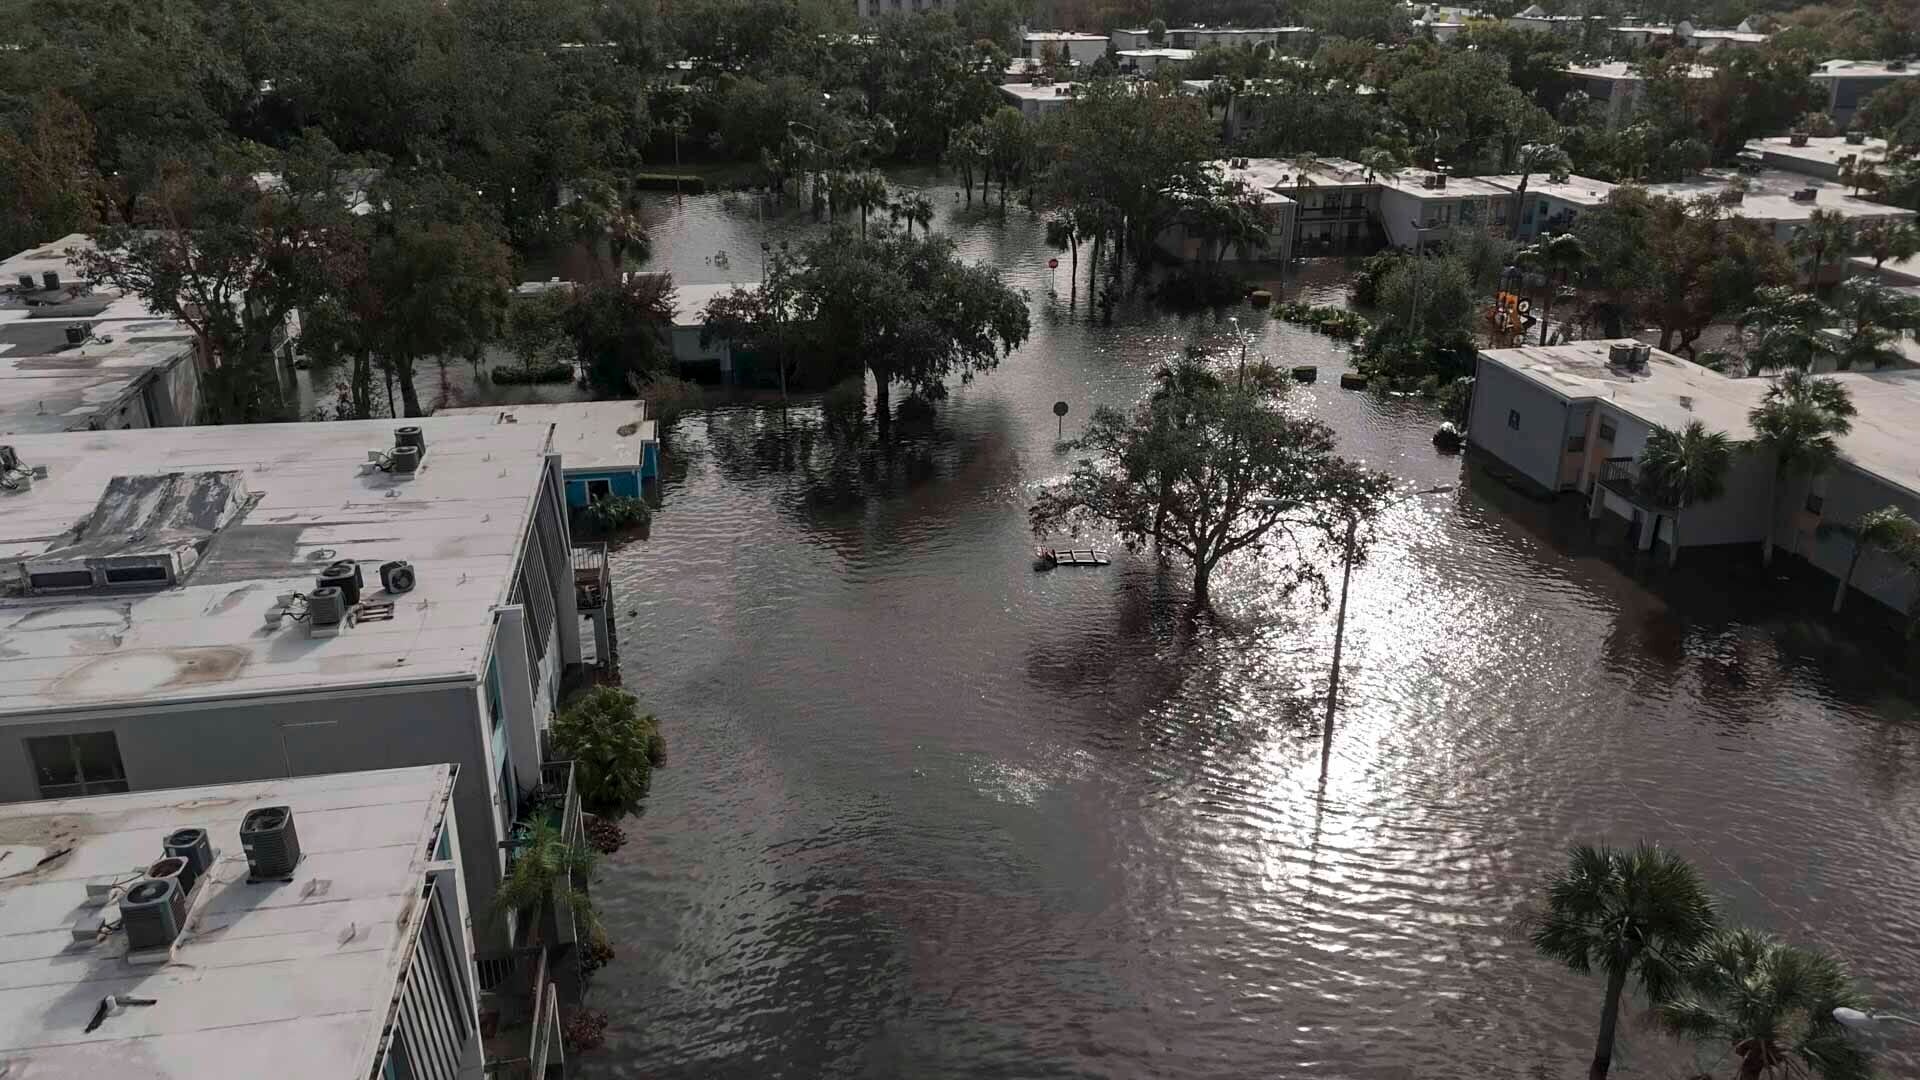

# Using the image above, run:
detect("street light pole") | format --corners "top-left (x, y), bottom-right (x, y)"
top-left (1322, 484), bottom-right (1453, 762)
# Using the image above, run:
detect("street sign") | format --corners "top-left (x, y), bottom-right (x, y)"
top-left (1053, 400), bottom-right (1069, 438)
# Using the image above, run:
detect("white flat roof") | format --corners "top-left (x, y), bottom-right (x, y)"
top-left (1023, 32), bottom-right (1106, 41)
top-left (670, 279), bottom-right (760, 326)
top-left (438, 400), bottom-right (655, 473)
top-left (999, 81), bottom-right (1080, 102)
top-left (0, 237), bottom-right (199, 437)
top-left (1481, 341), bottom-right (1920, 498)
top-left (0, 416), bottom-right (553, 716)
top-left (1642, 168), bottom-right (1916, 226)
top-left (1853, 252), bottom-right (1920, 286)
top-left (1117, 48), bottom-right (1196, 59)
top-left (1564, 61), bottom-right (1713, 82)
top-left (1202, 159), bottom-right (1302, 205)
top-left (1375, 171), bottom-right (1509, 200)
top-left (1479, 173), bottom-right (1618, 206)
top-left (0, 765), bottom-right (455, 1080)
top-left (1815, 60), bottom-right (1920, 81)
top-left (1748, 134), bottom-right (1890, 170)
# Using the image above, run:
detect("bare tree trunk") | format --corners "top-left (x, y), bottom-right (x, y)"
top-left (1835, 546), bottom-right (1862, 613)
top-left (1763, 464), bottom-right (1779, 565)
top-left (395, 354), bottom-right (424, 418)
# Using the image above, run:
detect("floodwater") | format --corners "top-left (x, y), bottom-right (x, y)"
top-left (581, 183), bottom-right (1920, 1079)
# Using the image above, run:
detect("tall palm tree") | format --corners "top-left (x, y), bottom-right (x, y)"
top-left (1653, 928), bottom-right (1872, 1080)
top-left (1820, 505), bottom-right (1920, 613)
top-left (1638, 421), bottom-right (1735, 568)
top-left (1851, 217), bottom-right (1920, 273)
top-left (1517, 233), bottom-right (1590, 345)
top-left (1747, 371), bottom-right (1856, 566)
top-left (1738, 286), bottom-right (1838, 375)
top-left (1791, 208), bottom-right (1854, 288)
top-left (1507, 142), bottom-right (1574, 241)
top-left (848, 171), bottom-right (891, 239)
top-left (1530, 843), bottom-right (1719, 1080)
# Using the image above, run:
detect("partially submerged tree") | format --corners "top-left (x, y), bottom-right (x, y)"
top-left (1653, 928), bottom-right (1872, 1080)
top-left (1029, 362), bottom-right (1392, 607)
top-left (1516, 232), bottom-right (1590, 346)
top-left (559, 273), bottom-right (679, 398)
top-left (1822, 506), bottom-right (1920, 616)
top-left (549, 687), bottom-right (666, 814)
top-left (1529, 843), bottom-right (1719, 1080)
top-left (1638, 421), bottom-right (1735, 568)
top-left (1749, 371), bottom-right (1856, 566)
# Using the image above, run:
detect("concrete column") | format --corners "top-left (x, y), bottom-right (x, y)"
top-left (492, 607), bottom-right (542, 791)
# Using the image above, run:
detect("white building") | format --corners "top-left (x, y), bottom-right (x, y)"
top-left (1506, 4), bottom-right (1604, 36)
top-left (1562, 61), bottom-right (1714, 130)
top-left (1640, 167), bottom-right (1915, 248)
top-left (0, 415), bottom-right (590, 951)
top-left (998, 79), bottom-right (1080, 120)
top-left (1115, 47), bottom-right (1195, 75)
top-left (1748, 132), bottom-right (1891, 182)
top-left (0, 765), bottom-right (534, 1080)
top-left (1608, 19), bottom-right (1768, 53)
top-left (1812, 60), bottom-right (1920, 126)
top-left (1469, 341), bottom-right (1920, 615)
top-left (1156, 159), bottom-right (1301, 264)
top-left (1022, 32), bottom-right (1109, 67)
top-left (1480, 173), bottom-right (1618, 240)
top-left (1, 236), bottom-right (205, 437)
top-left (1373, 170), bottom-right (1509, 250)
top-left (1171, 26), bottom-right (1311, 50)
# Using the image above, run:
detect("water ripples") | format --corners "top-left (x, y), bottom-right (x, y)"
top-left (580, 188), bottom-right (1920, 1080)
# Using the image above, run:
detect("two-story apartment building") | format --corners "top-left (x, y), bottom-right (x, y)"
top-left (0, 415), bottom-right (588, 947)
top-left (1022, 32), bottom-right (1108, 66)
top-left (1561, 61), bottom-right (1715, 130)
top-left (1469, 341), bottom-right (1920, 615)
top-left (0, 766), bottom-right (548, 1080)
top-left (1, 237), bottom-right (204, 438)
top-left (1813, 60), bottom-right (1919, 126)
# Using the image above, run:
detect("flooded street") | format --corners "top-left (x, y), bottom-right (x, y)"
top-left (580, 184), bottom-right (1920, 1079)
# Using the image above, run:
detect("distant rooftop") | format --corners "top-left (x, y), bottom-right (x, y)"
top-left (1201, 159), bottom-right (1302, 205)
top-left (438, 401), bottom-right (655, 475)
top-left (0, 236), bottom-right (199, 437)
top-left (1116, 48), bottom-right (1196, 59)
top-left (1481, 341), bottom-right (1920, 498)
top-left (1564, 61), bottom-right (1714, 81)
top-left (1479, 173), bottom-right (1619, 206)
top-left (1022, 31), bottom-right (1107, 41)
top-left (1642, 167), bottom-right (1915, 226)
top-left (0, 416), bottom-right (553, 716)
top-left (0, 765), bottom-right (456, 1080)
top-left (1748, 133), bottom-right (1891, 170)
top-left (999, 80), bottom-right (1082, 102)
top-left (1814, 60), bottom-right (1920, 80)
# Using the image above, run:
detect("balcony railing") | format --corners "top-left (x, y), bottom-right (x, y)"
top-left (1598, 456), bottom-right (1674, 510)
top-left (481, 941), bottom-right (563, 1079)
top-left (571, 542), bottom-right (609, 611)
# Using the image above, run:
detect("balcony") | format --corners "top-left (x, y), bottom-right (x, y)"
top-left (1597, 457), bottom-right (1674, 510)
top-left (571, 543), bottom-right (609, 612)
top-left (480, 936), bottom-right (566, 1080)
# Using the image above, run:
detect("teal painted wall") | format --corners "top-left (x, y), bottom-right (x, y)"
top-left (564, 469), bottom-right (642, 507)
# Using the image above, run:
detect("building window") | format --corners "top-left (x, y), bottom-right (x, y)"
top-left (1507, 409), bottom-right (1521, 430)
top-left (1567, 434), bottom-right (1586, 453)
top-left (1805, 493), bottom-right (1825, 515)
top-left (585, 478), bottom-right (612, 503)
top-left (27, 733), bottom-right (128, 798)
top-left (1598, 420), bottom-right (1617, 442)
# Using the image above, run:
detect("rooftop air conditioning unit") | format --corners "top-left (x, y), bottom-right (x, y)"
top-left (1889, 60), bottom-right (1908, 72)
top-left (240, 806), bottom-right (302, 879)
top-left (164, 828), bottom-right (213, 891)
top-left (1632, 343), bottom-right (1652, 368)
top-left (1791, 187), bottom-right (1818, 202)
top-left (1845, 130), bottom-right (1867, 145)
top-left (120, 877), bottom-right (187, 951)
top-left (41, 271), bottom-right (59, 291)
top-left (317, 560), bottom-right (363, 606)
top-left (1789, 131), bottom-right (1809, 147)
top-left (15, 274), bottom-right (33, 291)
top-left (146, 855), bottom-right (195, 901)
top-left (1608, 342), bottom-right (1635, 366)
top-left (307, 585), bottom-right (346, 638)
top-left (1435, 173), bottom-right (1448, 188)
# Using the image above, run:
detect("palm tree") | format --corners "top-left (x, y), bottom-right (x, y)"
top-left (1517, 233), bottom-right (1590, 346)
top-left (1653, 928), bottom-right (1872, 1080)
top-left (1507, 142), bottom-right (1574, 240)
top-left (494, 819), bottom-right (599, 932)
top-left (890, 192), bottom-right (935, 237)
top-left (1820, 505), bottom-right (1920, 613)
top-left (1530, 843), bottom-right (1719, 1080)
top-left (1638, 421), bottom-right (1735, 567)
top-left (1790, 208), bottom-right (1854, 288)
top-left (1832, 277), bottom-right (1920, 370)
top-left (565, 178), bottom-right (649, 276)
top-left (1748, 371), bottom-right (1856, 566)
top-left (1738, 286), bottom-right (1838, 375)
top-left (1851, 217), bottom-right (1920, 273)
top-left (847, 171), bottom-right (891, 239)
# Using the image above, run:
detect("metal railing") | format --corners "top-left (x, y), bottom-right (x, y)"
top-left (570, 542), bottom-right (609, 611)
top-left (1598, 456), bottom-right (1673, 509)
top-left (541, 760), bottom-right (583, 852)
top-left (481, 944), bottom-right (561, 1079)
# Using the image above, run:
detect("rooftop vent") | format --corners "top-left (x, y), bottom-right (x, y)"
top-left (240, 806), bottom-right (301, 880)
top-left (1844, 130), bottom-right (1866, 145)
top-left (120, 877), bottom-right (187, 951)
